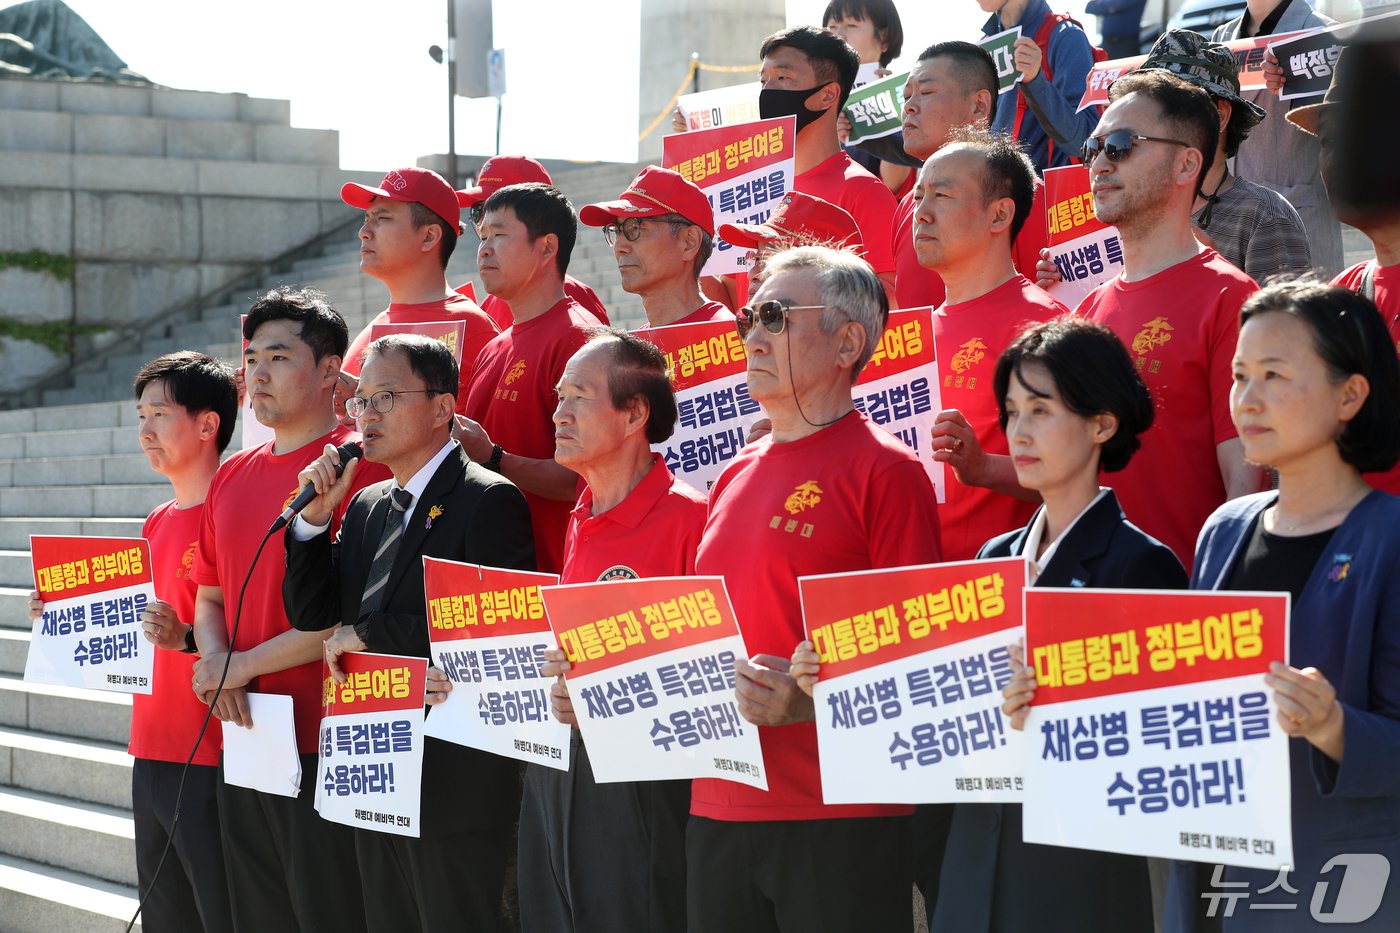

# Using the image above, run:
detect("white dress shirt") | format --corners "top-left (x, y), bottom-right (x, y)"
top-left (292, 439), bottom-right (458, 540)
top-left (1021, 488), bottom-right (1109, 584)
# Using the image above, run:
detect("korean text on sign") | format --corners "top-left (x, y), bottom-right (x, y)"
top-left (1021, 588), bottom-right (1293, 870)
top-left (26, 535), bottom-right (156, 695)
top-left (801, 558), bottom-right (1030, 804)
top-left (421, 557), bottom-right (570, 770)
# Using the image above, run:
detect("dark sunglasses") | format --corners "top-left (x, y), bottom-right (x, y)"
top-left (1081, 130), bottom-right (1190, 165)
top-left (735, 299), bottom-right (826, 340)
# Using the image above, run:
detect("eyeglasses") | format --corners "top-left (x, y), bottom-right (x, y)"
top-left (735, 300), bottom-right (826, 341)
top-left (346, 389), bottom-right (437, 418)
top-left (1080, 130), bottom-right (1190, 165)
top-left (602, 217), bottom-right (691, 246)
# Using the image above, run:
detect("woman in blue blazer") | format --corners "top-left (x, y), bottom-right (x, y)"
top-left (1165, 283), bottom-right (1400, 931)
top-left (794, 316), bottom-right (1184, 931)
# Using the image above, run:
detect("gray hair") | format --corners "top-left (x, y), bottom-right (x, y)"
top-left (761, 245), bottom-right (888, 379)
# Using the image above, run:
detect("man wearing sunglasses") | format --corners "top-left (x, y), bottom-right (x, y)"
top-left (579, 165), bottom-right (733, 328)
top-left (339, 167), bottom-right (499, 417)
top-left (285, 333), bottom-right (534, 933)
top-left (456, 182), bottom-right (598, 573)
top-left (687, 246), bottom-right (942, 932)
top-left (1077, 70), bottom-right (1263, 568)
top-left (456, 155), bottom-right (610, 331)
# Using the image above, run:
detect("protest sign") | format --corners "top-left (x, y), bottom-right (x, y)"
top-left (664, 116), bottom-right (796, 276)
top-left (1022, 588), bottom-right (1293, 870)
top-left (454, 280), bottom-right (477, 303)
top-left (315, 652), bottom-right (428, 837)
top-left (841, 71), bottom-right (908, 143)
top-left (854, 61), bottom-right (881, 90)
top-left (540, 576), bottom-right (766, 789)
top-left (1077, 32), bottom-right (1307, 112)
top-left (636, 320), bottom-right (764, 492)
top-left (855, 307), bottom-right (945, 502)
top-left (981, 26), bottom-right (1023, 95)
top-left (421, 558), bottom-right (570, 770)
top-left (677, 82), bottom-right (761, 133)
top-left (1271, 29), bottom-right (1344, 102)
top-left (239, 315), bottom-right (275, 450)
top-left (1042, 165), bottom-right (1123, 309)
top-left (27, 536), bottom-right (155, 694)
top-left (801, 558), bottom-right (1028, 804)
top-left (367, 319), bottom-right (468, 366)
top-left (223, 693), bottom-right (301, 797)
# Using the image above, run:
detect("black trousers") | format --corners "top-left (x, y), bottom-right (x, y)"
top-left (217, 753), bottom-right (367, 933)
top-left (133, 758), bottom-right (234, 933)
top-left (518, 731), bottom-right (689, 933)
top-left (686, 814), bottom-right (913, 933)
top-left (355, 822), bottom-right (513, 933)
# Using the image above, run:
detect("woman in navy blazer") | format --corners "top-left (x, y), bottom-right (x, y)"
top-left (1165, 283), bottom-right (1400, 931)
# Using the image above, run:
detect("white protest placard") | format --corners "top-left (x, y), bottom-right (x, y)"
top-left (802, 558), bottom-right (1028, 804)
top-left (421, 558), bottom-right (570, 770)
top-left (1022, 588), bottom-right (1293, 870)
top-left (853, 307), bottom-right (945, 502)
top-left (676, 81), bottom-right (761, 132)
top-left (540, 576), bottom-right (766, 789)
top-left (981, 26), bottom-right (1023, 95)
top-left (664, 116), bottom-right (797, 276)
top-left (637, 320), bottom-right (764, 493)
top-left (1043, 165), bottom-right (1124, 310)
top-left (222, 692), bottom-right (302, 797)
top-left (27, 536), bottom-right (155, 694)
top-left (315, 652), bottom-right (428, 837)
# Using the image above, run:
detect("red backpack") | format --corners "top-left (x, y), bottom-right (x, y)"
top-left (1013, 12), bottom-right (1109, 165)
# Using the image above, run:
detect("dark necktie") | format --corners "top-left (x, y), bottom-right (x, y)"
top-left (359, 487), bottom-right (413, 617)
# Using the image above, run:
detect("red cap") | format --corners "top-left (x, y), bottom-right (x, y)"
top-left (718, 191), bottom-right (861, 251)
top-left (456, 155), bottom-right (552, 207)
top-left (579, 166), bottom-right (716, 237)
top-left (341, 167), bottom-right (460, 230)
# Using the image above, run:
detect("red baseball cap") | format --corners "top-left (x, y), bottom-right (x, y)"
top-left (456, 155), bottom-right (552, 207)
top-left (341, 167), bottom-right (460, 230)
top-left (719, 191), bottom-right (861, 251)
top-left (579, 166), bottom-right (716, 237)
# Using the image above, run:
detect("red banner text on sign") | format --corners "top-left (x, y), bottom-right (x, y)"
top-left (638, 322), bottom-right (750, 394)
top-left (667, 124), bottom-right (789, 188)
top-left (31, 536), bottom-right (153, 602)
top-left (800, 558), bottom-right (1028, 680)
top-left (1026, 589), bottom-right (1289, 706)
top-left (541, 576), bottom-right (743, 676)
top-left (369, 320), bottom-right (468, 365)
top-left (422, 558), bottom-right (559, 640)
top-left (856, 309), bottom-right (934, 385)
top-left (323, 653), bottom-right (428, 717)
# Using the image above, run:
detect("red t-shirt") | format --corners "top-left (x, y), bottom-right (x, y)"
top-left (891, 181), bottom-right (1050, 312)
top-left (637, 301), bottom-right (735, 330)
top-left (691, 412), bottom-right (942, 822)
top-left (128, 501), bottom-right (221, 766)
top-left (561, 454), bottom-right (708, 584)
top-left (936, 276), bottom-right (1066, 561)
top-left (189, 425), bottom-right (390, 753)
top-left (1334, 260), bottom-right (1400, 495)
top-left (465, 298), bottom-right (597, 573)
top-left (796, 151), bottom-right (897, 276)
top-left (343, 294), bottom-right (499, 415)
top-left (1079, 250), bottom-right (1257, 567)
top-left (479, 275), bottom-right (610, 332)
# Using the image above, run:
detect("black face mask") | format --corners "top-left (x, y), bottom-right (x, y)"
top-left (759, 85), bottom-right (833, 133)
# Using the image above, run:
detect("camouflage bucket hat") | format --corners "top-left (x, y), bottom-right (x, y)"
top-left (1138, 28), bottom-right (1267, 127)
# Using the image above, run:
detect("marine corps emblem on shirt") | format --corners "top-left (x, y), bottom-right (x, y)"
top-left (598, 565), bottom-right (640, 581)
top-left (177, 541), bottom-right (196, 580)
top-left (496, 360), bottom-right (528, 402)
top-left (1131, 316), bottom-right (1173, 359)
top-left (505, 360), bottom-right (527, 385)
top-left (283, 486), bottom-right (300, 510)
top-left (945, 337), bottom-right (988, 390)
top-left (771, 481), bottom-right (821, 538)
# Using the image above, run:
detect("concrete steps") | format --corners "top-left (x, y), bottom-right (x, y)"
top-left (0, 854), bottom-right (140, 933)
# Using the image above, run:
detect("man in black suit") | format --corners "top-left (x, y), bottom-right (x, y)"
top-left (283, 333), bottom-right (535, 932)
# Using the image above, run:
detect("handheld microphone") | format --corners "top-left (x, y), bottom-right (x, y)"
top-left (270, 440), bottom-right (363, 532)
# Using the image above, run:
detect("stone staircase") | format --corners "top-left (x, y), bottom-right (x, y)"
top-left (0, 156), bottom-right (650, 931)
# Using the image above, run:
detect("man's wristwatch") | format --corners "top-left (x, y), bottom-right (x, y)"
top-left (485, 443), bottom-right (505, 472)
top-left (181, 626), bottom-right (199, 655)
